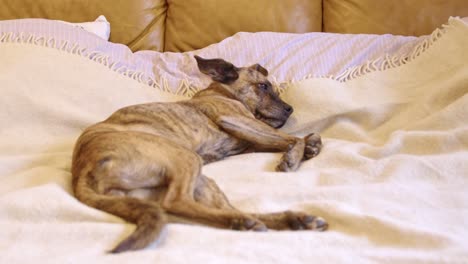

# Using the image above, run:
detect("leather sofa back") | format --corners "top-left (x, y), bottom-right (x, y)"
top-left (1, 0), bottom-right (467, 52)
top-left (164, 0), bottom-right (322, 52)
top-left (324, 0), bottom-right (468, 36)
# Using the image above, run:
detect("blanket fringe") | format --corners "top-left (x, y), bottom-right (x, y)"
top-left (0, 18), bottom-right (455, 96)
top-left (0, 31), bottom-right (200, 97)
top-left (274, 18), bottom-right (455, 94)
top-left (329, 27), bottom-right (445, 83)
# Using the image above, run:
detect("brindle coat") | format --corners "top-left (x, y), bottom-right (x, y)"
top-left (71, 56), bottom-right (327, 253)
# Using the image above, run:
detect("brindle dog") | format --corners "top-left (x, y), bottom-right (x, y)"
top-left (72, 56), bottom-right (327, 253)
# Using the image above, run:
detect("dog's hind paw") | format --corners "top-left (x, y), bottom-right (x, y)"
top-left (231, 217), bottom-right (268, 232)
top-left (287, 212), bottom-right (328, 231)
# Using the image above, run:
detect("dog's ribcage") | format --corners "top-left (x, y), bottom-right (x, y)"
top-left (104, 102), bottom-right (247, 163)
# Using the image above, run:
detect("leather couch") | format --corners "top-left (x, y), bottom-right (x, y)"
top-left (1, 0), bottom-right (467, 52)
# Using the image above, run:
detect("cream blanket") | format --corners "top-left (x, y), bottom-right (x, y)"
top-left (1, 18), bottom-right (467, 263)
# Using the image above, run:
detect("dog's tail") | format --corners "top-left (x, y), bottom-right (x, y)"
top-left (74, 172), bottom-right (166, 254)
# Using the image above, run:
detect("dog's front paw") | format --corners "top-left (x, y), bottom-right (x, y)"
top-left (304, 133), bottom-right (322, 160)
top-left (231, 217), bottom-right (268, 232)
top-left (276, 145), bottom-right (301, 172)
top-left (286, 211), bottom-right (328, 231)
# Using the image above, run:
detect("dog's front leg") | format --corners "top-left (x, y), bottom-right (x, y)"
top-left (217, 115), bottom-right (321, 172)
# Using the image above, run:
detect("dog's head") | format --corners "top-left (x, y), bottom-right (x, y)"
top-left (195, 56), bottom-right (293, 128)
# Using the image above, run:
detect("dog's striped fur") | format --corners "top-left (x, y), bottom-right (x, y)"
top-left (71, 56), bottom-right (327, 253)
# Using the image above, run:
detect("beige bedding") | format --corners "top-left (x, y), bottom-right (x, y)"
top-left (0, 18), bottom-right (467, 263)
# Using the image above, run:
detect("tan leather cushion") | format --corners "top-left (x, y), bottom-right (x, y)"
top-left (324, 0), bottom-right (468, 36)
top-left (165, 0), bottom-right (322, 52)
top-left (0, 0), bottom-right (166, 51)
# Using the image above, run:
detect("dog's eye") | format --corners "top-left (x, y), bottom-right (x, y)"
top-left (257, 83), bottom-right (268, 90)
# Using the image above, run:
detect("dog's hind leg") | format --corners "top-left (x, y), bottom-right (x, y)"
top-left (252, 212), bottom-right (328, 231)
top-left (161, 150), bottom-right (267, 231)
top-left (193, 175), bottom-right (328, 231)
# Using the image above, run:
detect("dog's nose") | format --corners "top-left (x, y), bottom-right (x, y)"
top-left (284, 105), bottom-right (293, 114)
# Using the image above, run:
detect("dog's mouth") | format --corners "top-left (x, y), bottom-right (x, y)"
top-left (255, 110), bottom-right (288, 128)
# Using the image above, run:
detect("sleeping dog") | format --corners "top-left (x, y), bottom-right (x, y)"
top-left (71, 56), bottom-right (327, 253)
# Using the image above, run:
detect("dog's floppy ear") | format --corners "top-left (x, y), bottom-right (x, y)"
top-left (251, 64), bottom-right (268, 76)
top-left (195, 55), bottom-right (239, 84)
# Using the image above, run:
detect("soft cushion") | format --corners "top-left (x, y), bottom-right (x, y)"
top-left (58, 15), bottom-right (110, 40)
top-left (0, 0), bottom-right (167, 51)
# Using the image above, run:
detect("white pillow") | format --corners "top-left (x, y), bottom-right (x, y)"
top-left (59, 15), bottom-right (111, 40)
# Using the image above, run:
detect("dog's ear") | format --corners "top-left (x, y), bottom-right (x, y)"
top-left (195, 55), bottom-right (239, 84)
top-left (251, 64), bottom-right (268, 76)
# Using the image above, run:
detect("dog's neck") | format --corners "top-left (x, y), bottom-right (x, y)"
top-left (193, 83), bottom-right (237, 100)
top-left (193, 83), bottom-right (254, 113)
